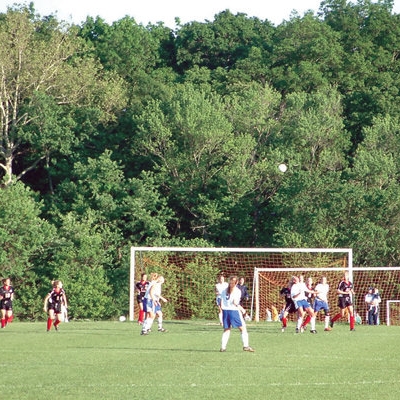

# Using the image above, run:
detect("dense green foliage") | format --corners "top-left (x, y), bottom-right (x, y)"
top-left (1, 1), bottom-right (400, 319)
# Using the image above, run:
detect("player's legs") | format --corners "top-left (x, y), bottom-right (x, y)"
top-left (47, 309), bottom-right (55, 331)
top-left (348, 305), bottom-right (355, 330)
top-left (137, 299), bottom-right (145, 324)
top-left (1, 307), bottom-right (6, 328)
top-left (304, 304), bottom-right (316, 332)
top-left (281, 310), bottom-right (289, 329)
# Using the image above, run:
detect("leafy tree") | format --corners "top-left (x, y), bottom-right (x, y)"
top-left (175, 10), bottom-right (273, 73)
top-left (134, 83), bottom-right (257, 241)
top-left (49, 150), bottom-right (172, 244)
top-left (45, 212), bottom-right (116, 319)
top-left (0, 6), bottom-right (126, 187)
top-left (343, 115), bottom-right (400, 265)
top-left (320, 0), bottom-right (400, 144)
top-left (0, 182), bottom-right (56, 318)
top-left (270, 13), bottom-right (344, 93)
top-left (276, 87), bottom-right (351, 172)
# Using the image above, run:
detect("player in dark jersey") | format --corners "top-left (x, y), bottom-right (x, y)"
top-left (330, 272), bottom-right (355, 331)
top-left (0, 278), bottom-right (15, 328)
top-left (43, 280), bottom-right (68, 332)
top-left (136, 273), bottom-right (149, 325)
top-left (279, 279), bottom-right (297, 332)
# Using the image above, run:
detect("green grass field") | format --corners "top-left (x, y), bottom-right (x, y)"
top-left (1, 320), bottom-right (399, 400)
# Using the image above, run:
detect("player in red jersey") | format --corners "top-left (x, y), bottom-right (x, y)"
top-left (43, 280), bottom-right (68, 332)
top-left (135, 273), bottom-right (149, 324)
top-left (0, 278), bottom-right (15, 328)
top-left (330, 272), bottom-right (356, 331)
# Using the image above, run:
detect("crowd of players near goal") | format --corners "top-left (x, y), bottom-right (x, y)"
top-left (280, 271), bottom-right (356, 333)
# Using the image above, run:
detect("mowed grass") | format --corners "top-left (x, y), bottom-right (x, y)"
top-left (1, 319), bottom-right (400, 400)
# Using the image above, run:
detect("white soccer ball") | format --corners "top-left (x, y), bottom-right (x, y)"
top-left (119, 315), bottom-right (126, 322)
top-left (278, 163), bottom-right (287, 173)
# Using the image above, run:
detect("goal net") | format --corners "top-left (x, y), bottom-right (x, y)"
top-left (129, 247), bottom-right (400, 325)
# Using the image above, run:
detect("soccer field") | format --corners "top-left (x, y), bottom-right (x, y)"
top-left (1, 320), bottom-right (399, 400)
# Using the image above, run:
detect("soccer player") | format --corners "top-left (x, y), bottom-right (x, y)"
top-left (219, 276), bottom-right (254, 352)
top-left (300, 276), bottom-right (316, 330)
top-left (290, 275), bottom-right (317, 333)
top-left (0, 277), bottom-right (15, 328)
top-left (43, 280), bottom-right (68, 331)
top-left (313, 276), bottom-right (332, 331)
top-left (135, 273), bottom-right (149, 325)
top-left (330, 271), bottom-right (355, 331)
top-left (237, 276), bottom-right (250, 320)
top-left (215, 274), bottom-right (228, 325)
top-left (141, 273), bottom-right (167, 334)
top-left (153, 276), bottom-right (168, 332)
top-left (279, 279), bottom-right (297, 332)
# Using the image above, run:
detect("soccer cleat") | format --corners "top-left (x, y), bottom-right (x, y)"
top-left (281, 327), bottom-right (285, 333)
top-left (310, 330), bottom-right (317, 334)
top-left (295, 328), bottom-right (299, 334)
top-left (302, 325), bottom-right (307, 331)
top-left (54, 325), bottom-right (59, 331)
top-left (220, 348), bottom-right (226, 352)
top-left (350, 328), bottom-right (355, 331)
top-left (329, 320), bottom-right (334, 328)
top-left (158, 327), bottom-right (167, 332)
top-left (243, 346), bottom-right (255, 352)
top-left (300, 327), bottom-right (304, 333)
top-left (324, 327), bottom-right (332, 331)
top-left (140, 330), bottom-right (149, 335)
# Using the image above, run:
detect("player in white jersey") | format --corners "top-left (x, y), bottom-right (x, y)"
top-left (219, 276), bottom-right (254, 352)
top-left (313, 276), bottom-right (332, 331)
top-left (141, 273), bottom-right (162, 335)
top-left (215, 274), bottom-right (228, 325)
top-left (290, 275), bottom-right (317, 333)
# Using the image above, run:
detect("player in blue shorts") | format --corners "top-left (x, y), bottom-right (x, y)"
top-left (290, 275), bottom-right (317, 333)
top-left (219, 276), bottom-right (254, 352)
top-left (313, 276), bottom-right (332, 331)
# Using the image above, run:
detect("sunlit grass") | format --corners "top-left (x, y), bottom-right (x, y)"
top-left (1, 320), bottom-right (399, 399)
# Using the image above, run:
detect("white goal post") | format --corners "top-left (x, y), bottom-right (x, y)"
top-left (386, 300), bottom-right (400, 326)
top-left (252, 248), bottom-right (353, 321)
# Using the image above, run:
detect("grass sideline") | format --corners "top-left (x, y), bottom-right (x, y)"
top-left (1, 320), bottom-right (399, 400)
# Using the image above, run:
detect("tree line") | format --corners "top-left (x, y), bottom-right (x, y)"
top-left (1, 0), bottom-right (400, 320)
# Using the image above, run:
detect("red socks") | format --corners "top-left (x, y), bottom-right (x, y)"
top-left (47, 318), bottom-right (53, 331)
top-left (139, 309), bottom-right (145, 323)
top-left (282, 317), bottom-right (287, 328)
top-left (331, 313), bottom-right (341, 323)
top-left (302, 315), bottom-right (311, 327)
top-left (1, 319), bottom-right (5, 328)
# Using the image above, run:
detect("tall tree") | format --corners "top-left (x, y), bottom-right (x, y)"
top-left (133, 83), bottom-right (257, 241)
top-left (0, 6), bottom-right (126, 187)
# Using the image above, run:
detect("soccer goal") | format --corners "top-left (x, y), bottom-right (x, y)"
top-left (386, 300), bottom-right (400, 326)
top-left (130, 247), bottom-right (400, 324)
top-left (129, 247), bottom-right (352, 322)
